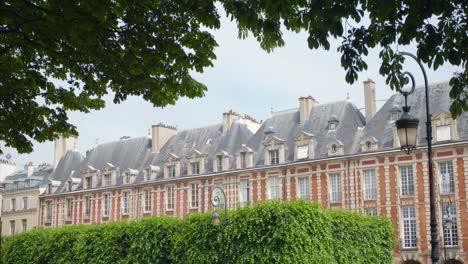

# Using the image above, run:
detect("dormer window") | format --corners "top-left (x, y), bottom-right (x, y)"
top-left (123, 169), bottom-right (139, 184)
top-left (67, 181), bottom-right (73, 192)
top-left (263, 136), bottom-right (286, 166)
top-left (101, 163), bottom-right (116, 187)
top-left (191, 162), bottom-right (200, 175)
top-left (217, 156), bottom-right (223, 171)
top-left (327, 139), bottom-right (344, 156)
top-left (237, 145), bottom-right (254, 169)
top-left (213, 151), bottom-right (229, 172)
top-left (82, 166), bottom-right (97, 189)
top-left (328, 115), bottom-right (339, 131)
top-left (85, 176), bottom-right (92, 189)
top-left (240, 152), bottom-right (247, 168)
top-left (432, 112), bottom-right (458, 142)
top-left (390, 105), bottom-right (402, 121)
top-left (360, 136), bottom-right (378, 152)
top-left (186, 149), bottom-right (205, 176)
top-left (294, 131), bottom-right (315, 160)
top-left (144, 165), bottom-right (160, 181)
top-left (103, 174), bottom-right (111, 187)
top-left (164, 153), bottom-right (181, 178)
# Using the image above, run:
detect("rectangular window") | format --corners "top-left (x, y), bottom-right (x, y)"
top-left (442, 202), bottom-right (458, 247)
top-left (166, 186), bottom-right (175, 210)
top-left (268, 176), bottom-right (280, 200)
top-left (22, 219), bottom-right (27, 232)
top-left (240, 180), bottom-right (250, 207)
top-left (121, 192), bottom-right (130, 215)
top-left (84, 196), bottom-right (91, 218)
top-left (240, 152), bottom-right (247, 168)
top-left (11, 198), bottom-right (16, 211)
top-left (168, 165), bottom-right (176, 178)
top-left (365, 208), bottom-right (378, 216)
top-left (402, 206), bottom-right (417, 248)
top-left (190, 183), bottom-right (199, 208)
top-left (217, 156), bottom-right (223, 171)
top-left (145, 170), bottom-right (152, 181)
top-left (191, 162), bottom-right (200, 175)
top-left (400, 166), bottom-right (414, 196)
top-left (298, 177), bottom-right (311, 199)
top-left (102, 194), bottom-right (110, 217)
top-left (10, 220), bottom-right (15, 235)
top-left (269, 149), bottom-right (279, 165)
top-left (66, 198), bottom-right (73, 220)
top-left (439, 161), bottom-right (455, 194)
top-left (103, 174), bottom-right (112, 187)
top-left (85, 177), bottom-right (92, 189)
top-left (46, 201), bottom-right (52, 223)
top-left (23, 196), bottom-right (29, 210)
top-left (436, 125), bottom-right (451, 141)
top-left (297, 145), bottom-right (309, 160)
top-left (123, 173), bottom-right (130, 184)
top-left (363, 169), bottom-right (377, 200)
top-left (330, 174), bottom-right (342, 203)
top-left (144, 189), bottom-right (152, 213)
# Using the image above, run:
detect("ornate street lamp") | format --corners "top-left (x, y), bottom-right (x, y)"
top-left (396, 51), bottom-right (439, 263)
top-left (211, 185), bottom-right (228, 264)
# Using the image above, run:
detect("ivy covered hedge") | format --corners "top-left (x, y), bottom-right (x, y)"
top-left (1, 201), bottom-right (394, 264)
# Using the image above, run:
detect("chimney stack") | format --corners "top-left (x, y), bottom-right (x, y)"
top-left (222, 110), bottom-right (239, 135)
top-left (298, 96), bottom-right (317, 123)
top-left (151, 123), bottom-right (177, 153)
top-left (363, 79), bottom-right (377, 121)
top-left (54, 135), bottom-right (77, 168)
top-left (25, 161), bottom-right (34, 177)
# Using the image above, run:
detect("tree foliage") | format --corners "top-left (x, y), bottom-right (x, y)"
top-left (1, 0), bottom-right (466, 154)
top-left (1, 201), bottom-right (394, 264)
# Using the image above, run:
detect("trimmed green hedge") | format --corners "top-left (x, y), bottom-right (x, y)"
top-left (1, 201), bottom-right (394, 264)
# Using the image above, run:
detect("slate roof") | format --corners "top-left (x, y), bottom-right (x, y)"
top-left (26, 81), bottom-right (467, 195)
top-left (2, 163), bottom-right (53, 191)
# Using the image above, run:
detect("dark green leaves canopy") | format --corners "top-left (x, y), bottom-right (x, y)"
top-left (1, 0), bottom-right (466, 154)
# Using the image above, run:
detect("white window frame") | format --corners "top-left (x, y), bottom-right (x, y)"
top-left (217, 156), bottom-right (223, 172)
top-left (363, 169), bottom-right (377, 200)
top-left (46, 200), bottom-right (53, 223)
top-left (11, 198), bottom-right (16, 211)
top-left (121, 191), bottom-right (130, 215)
top-left (167, 165), bottom-right (176, 178)
top-left (240, 152), bottom-right (247, 169)
top-left (84, 196), bottom-right (91, 219)
top-left (442, 202), bottom-right (458, 247)
top-left (103, 174), bottom-right (112, 187)
top-left (436, 125), bottom-right (451, 141)
top-left (402, 206), bottom-right (417, 248)
top-left (166, 186), bottom-right (175, 211)
top-left (269, 149), bottom-right (279, 165)
top-left (10, 220), bottom-right (15, 235)
top-left (329, 173), bottom-right (342, 203)
top-left (85, 176), bottom-right (92, 189)
top-left (400, 165), bottom-right (415, 197)
top-left (21, 219), bottom-right (27, 232)
top-left (298, 177), bottom-right (311, 200)
top-left (102, 193), bottom-right (110, 217)
top-left (439, 161), bottom-right (455, 194)
top-left (365, 207), bottom-right (378, 216)
top-left (268, 176), bottom-right (280, 200)
top-left (23, 196), bottom-right (29, 210)
top-left (66, 198), bottom-right (73, 220)
top-left (191, 162), bottom-right (200, 175)
top-left (297, 145), bottom-right (309, 160)
top-left (190, 183), bottom-right (199, 208)
top-left (240, 179), bottom-right (250, 207)
top-left (143, 189), bottom-right (152, 213)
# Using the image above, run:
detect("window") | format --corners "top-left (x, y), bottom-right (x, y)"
top-left (144, 189), bottom-right (152, 213)
top-left (145, 170), bottom-right (152, 181)
top-left (85, 176), bottom-right (92, 189)
top-left (442, 202), bottom-right (458, 247)
top-left (400, 166), bottom-right (414, 196)
top-left (103, 174), bottom-right (112, 187)
top-left (240, 152), bottom-right (247, 169)
top-left (330, 144), bottom-right (337, 153)
top-left (11, 198), bottom-right (16, 211)
top-left (329, 174), bottom-right (342, 203)
top-left (436, 125), bottom-right (451, 141)
top-left (190, 183), bottom-right (199, 208)
top-left (363, 170), bottom-right (377, 200)
top-left (439, 161), bottom-right (455, 194)
top-left (121, 192), bottom-right (130, 215)
top-left (217, 156), bottom-right (223, 171)
top-left (22, 219), bottom-right (27, 232)
top-left (365, 208), bottom-right (378, 216)
top-left (66, 198), bottom-right (73, 220)
top-left (23, 196), bottom-right (29, 210)
top-left (67, 181), bottom-right (72, 191)
top-left (297, 145), bottom-right (309, 160)
top-left (10, 221), bottom-right (15, 235)
top-left (268, 176), bottom-right (280, 200)
top-left (102, 194), bottom-right (110, 217)
top-left (298, 177), bottom-right (311, 199)
top-left (240, 180), bottom-right (250, 207)
top-left (402, 206), bottom-right (417, 248)
top-left (166, 186), bottom-right (175, 210)
top-left (123, 173), bottom-right (130, 184)
top-left (329, 123), bottom-right (337, 130)
top-left (191, 162), bottom-right (200, 175)
top-left (391, 111), bottom-right (400, 121)
top-left (84, 196), bottom-right (91, 219)
top-left (46, 201), bottom-right (52, 223)
top-left (269, 149), bottom-right (279, 165)
top-left (167, 165), bottom-right (176, 178)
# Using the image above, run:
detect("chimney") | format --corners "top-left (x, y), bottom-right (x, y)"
top-left (298, 96), bottom-right (317, 123)
top-left (222, 110), bottom-right (239, 135)
top-left (25, 161), bottom-right (34, 177)
top-left (152, 123), bottom-right (177, 153)
top-left (54, 135), bottom-right (77, 168)
top-left (363, 79), bottom-right (377, 120)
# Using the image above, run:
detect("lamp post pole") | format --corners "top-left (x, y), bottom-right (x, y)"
top-left (211, 185), bottom-right (228, 264)
top-left (397, 51), bottom-right (438, 263)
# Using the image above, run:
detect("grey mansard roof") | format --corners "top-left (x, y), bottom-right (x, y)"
top-left (41, 81), bottom-right (468, 194)
top-left (2, 163), bottom-right (53, 191)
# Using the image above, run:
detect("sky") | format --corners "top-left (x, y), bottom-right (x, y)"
top-left (1, 10), bottom-right (462, 170)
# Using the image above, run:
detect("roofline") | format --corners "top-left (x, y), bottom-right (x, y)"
top-left (39, 139), bottom-right (468, 198)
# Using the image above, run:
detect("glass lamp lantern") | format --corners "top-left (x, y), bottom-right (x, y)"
top-left (396, 106), bottom-right (419, 154)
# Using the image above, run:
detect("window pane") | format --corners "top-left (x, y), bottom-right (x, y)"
top-left (439, 161), bottom-right (455, 193)
top-left (268, 176), bottom-right (280, 199)
top-left (240, 180), bottom-right (250, 207)
top-left (330, 174), bottom-right (342, 203)
top-left (442, 202), bottom-right (458, 247)
top-left (298, 177), bottom-right (310, 199)
top-left (297, 145), bottom-right (309, 159)
top-left (402, 206), bottom-right (417, 248)
top-left (364, 170), bottom-right (377, 200)
top-left (400, 166), bottom-right (414, 196)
